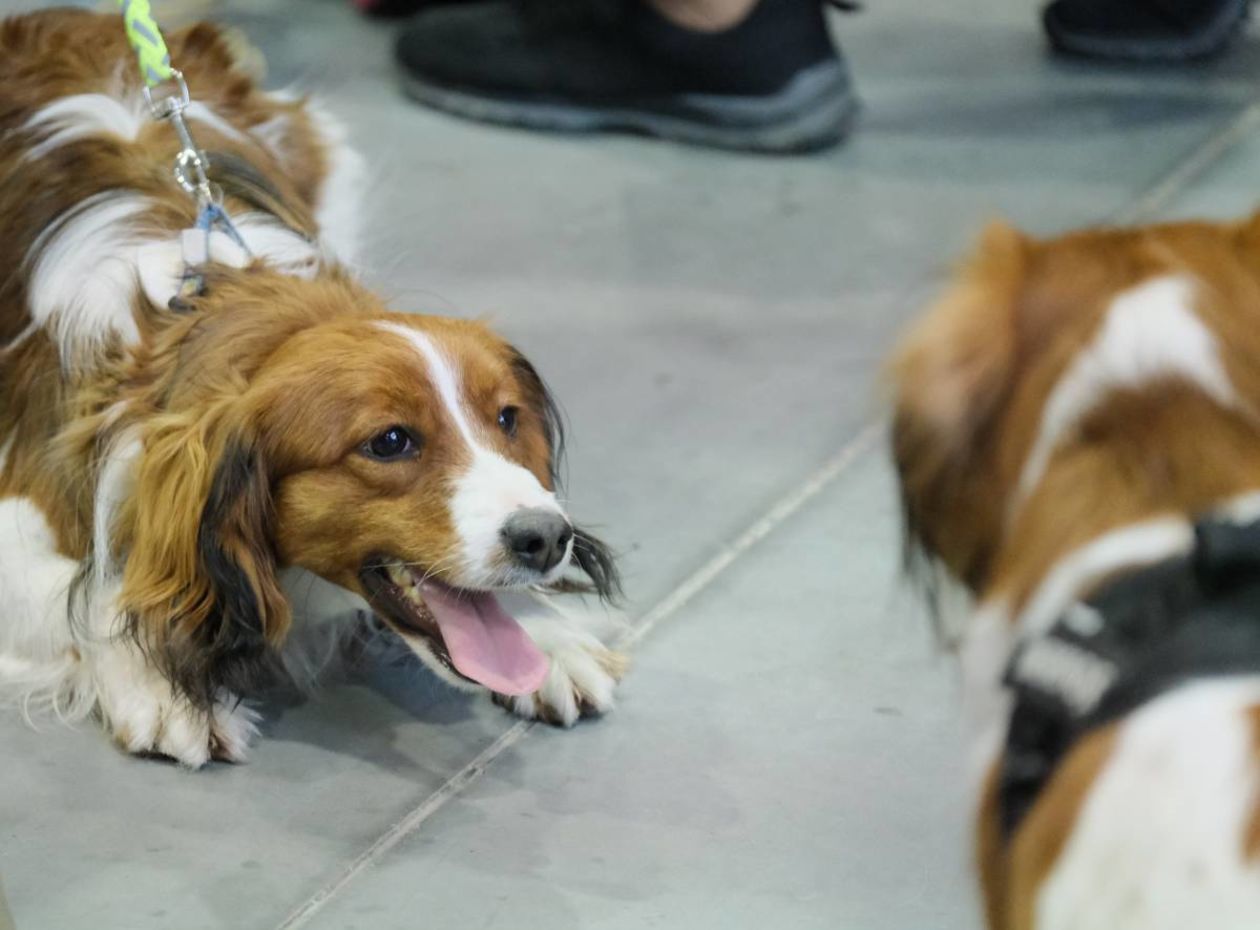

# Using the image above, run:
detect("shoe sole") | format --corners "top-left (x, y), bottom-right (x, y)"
top-left (1047, 0), bottom-right (1250, 61)
top-left (400, 60), bottom-right (859, 154)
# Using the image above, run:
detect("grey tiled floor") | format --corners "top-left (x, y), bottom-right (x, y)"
top-left (4, 0), bottom-right (1260, 927)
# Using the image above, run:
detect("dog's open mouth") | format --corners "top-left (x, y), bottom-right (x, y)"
top-left (360, 563), bottom-right (550, 696)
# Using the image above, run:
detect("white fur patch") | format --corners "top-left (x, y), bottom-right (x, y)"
top-left (501, 614), bottom-right (624, 726)
top-left (1017, 276), bottom-right (1238, 505)
top-left (135, 212), bottom-right (321, 308)
top-left (1037, 678), bottom-right (1260, 930)
top-left (0, 497), bottom-right (91, 720)
top-left (20, 93), bottom-right (246, 161)
top-left (27, 191), bottom-right (152, 361)
top-left (184, 101), bottom-right (250, 146)
top-left (21, 92), bottom-right (146, 160)
top-left (232, 212), bottom-right (322, 276)
top-left (250, 113), bottom-right (291, 158)
top-left (1018, 517), bottom-right (1195, 640)
top-left (961, 599), bottom-right (1016, 785)
top-left (452, 450), bottom-right (570, 587)
top-left (303, 100), bottom-right (366, 265)
top-left (90, 633), bottom-right (257, 767)
top-left (91, 430), bottom-right (142, 582)
top-left (377, 322), bottom-right (568, 587)
top-left (1214, 490), bottom-right (1260, 527)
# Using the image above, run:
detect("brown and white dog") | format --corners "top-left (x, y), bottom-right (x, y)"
top-left (0, 10), bottom-right (623, 768)
top-left (891, 217), bottom-right (1260, 928)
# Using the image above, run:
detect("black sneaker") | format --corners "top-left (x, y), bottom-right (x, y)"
top-left (394, 0), bottom-right (858, 153)
top-left (355, 0), bottom-right (461, 19)
top-left (1044, 0), bottom-right (1250, 61)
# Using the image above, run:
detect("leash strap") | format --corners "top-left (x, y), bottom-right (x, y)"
top-left (118, 0), bottom-right (174, 86)
top-left (116, 0), bottom-right (251, 303)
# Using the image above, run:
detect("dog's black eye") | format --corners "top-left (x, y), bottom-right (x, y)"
top-left (364, 426), bottom-right (418, 461)
top-left (498, 406), bottom-right (519, 437)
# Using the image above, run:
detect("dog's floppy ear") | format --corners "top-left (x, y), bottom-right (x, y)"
top-left (508, 346), bottom-right (622, 602)
top-left (118, 403), bottom-right (289, 707)
top-left (508, 347), bottom-right (567, 489)
top-left (890, 221), bottom-right (1028, 591)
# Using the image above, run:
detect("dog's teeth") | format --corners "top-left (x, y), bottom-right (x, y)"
top-left (384, 565), bottom-right (428, 608)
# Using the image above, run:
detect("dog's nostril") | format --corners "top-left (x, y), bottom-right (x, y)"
top-left (502, 509), bottom-right (572, 574)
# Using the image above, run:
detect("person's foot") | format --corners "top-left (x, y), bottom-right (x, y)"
top-left (394, 0), bottom-right (858, 153)
top-left (1044, 0), bottom-right (1250, 61)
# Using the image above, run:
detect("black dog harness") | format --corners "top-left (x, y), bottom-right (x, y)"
top-left (999, 515), bottom-right (1260, 838)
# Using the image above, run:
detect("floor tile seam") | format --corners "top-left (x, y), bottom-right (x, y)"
top-left (1112, 98), bottom-right (1260, 224)
top-left (271, 421), bottom-right (886, 930)
top-left (269, 96), bottom-right (1260, 929)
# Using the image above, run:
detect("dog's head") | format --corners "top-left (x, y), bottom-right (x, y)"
top-left (115, 269), bottom-right (617, 704)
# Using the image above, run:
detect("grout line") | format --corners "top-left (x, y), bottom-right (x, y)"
top-left (1111, 99), bottom-right (1260, 225)
top-left (274, 92), bottom-right (1260, 930)
top-left (273, 420), bottom-right (883, 930)
top-left (618, 421), bottom-right (885, 649)
top-left (275, 719), bottom-right (535, 930)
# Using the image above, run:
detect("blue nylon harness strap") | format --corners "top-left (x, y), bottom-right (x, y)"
top-left (998, 514), bottom-right (1260, 839)
top-left (194, 202), bottom-right (249, 250)
top-left (171, 202), bottom-right (254, 309)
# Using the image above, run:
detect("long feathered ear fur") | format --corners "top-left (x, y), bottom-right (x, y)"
top-left (510, 347), bottom-right (622, 602)
top-left (890, 221), bottom-right (1028, 595)
top-left (117, 403), bottom-right (289, 707)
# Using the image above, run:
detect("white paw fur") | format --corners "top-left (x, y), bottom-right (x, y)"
top-left (92, 641), bottom-right (258, 768)
top-left (497, 617), bottom-right (628, 727)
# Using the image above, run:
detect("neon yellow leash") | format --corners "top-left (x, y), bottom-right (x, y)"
top-left (117, 0), bottom-right (174, 87)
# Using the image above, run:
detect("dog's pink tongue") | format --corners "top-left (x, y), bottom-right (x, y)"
top-left (420, 583), bottom-right (549, 695)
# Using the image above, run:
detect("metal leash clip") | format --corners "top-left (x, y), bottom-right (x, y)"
top-left (144, 69), bottom-right (220, 209)
top-left (121, 3), bottom-right (251, 309)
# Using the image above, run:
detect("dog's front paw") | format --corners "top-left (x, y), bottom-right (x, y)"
top-left (495, 619), bottom-right (628, 727)
top-left (208, 696), bottom-right (262, 763)
top-left (94, 645), bottom-right (258, 767)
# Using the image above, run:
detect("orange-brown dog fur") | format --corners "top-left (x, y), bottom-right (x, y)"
top-left (0, 10), bottom-right (618, 763)
top-left (892, 214), bottom-right (1260, 926)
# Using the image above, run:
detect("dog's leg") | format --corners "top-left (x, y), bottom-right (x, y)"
top-left (87, 630), bottom-right (259, 768)
top-left (0, 496), bottom-right (92, 718)
top-left (494, 597), bottom-right (629, 727)
top-left (80, 584), bottom-right (258, 768)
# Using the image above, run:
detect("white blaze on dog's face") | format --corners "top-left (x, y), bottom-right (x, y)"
top-left (380, 321), bottom-right (572, 589)
top-left (246, 309), bottom-right (616, 696)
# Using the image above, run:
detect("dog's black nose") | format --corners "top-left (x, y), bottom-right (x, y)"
top-left (501, 509), bottom-right (573, 574)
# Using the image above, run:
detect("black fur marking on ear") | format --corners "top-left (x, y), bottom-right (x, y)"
top-left (508, 348), bottom-right (621, 602)
top-left (142, 442), bottom-right (282, 709)
top-left (509, 349), bottom-right (567, 489)
top-left (192, 442), bottom-right (282, 704)
top-left (571, 526), bottom-right (622, 603)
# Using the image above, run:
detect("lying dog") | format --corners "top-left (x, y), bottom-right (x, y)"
top-left (0, 10), bottom-right (622, 768)
top-left (892, 217), bottom-right (1260, 928)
